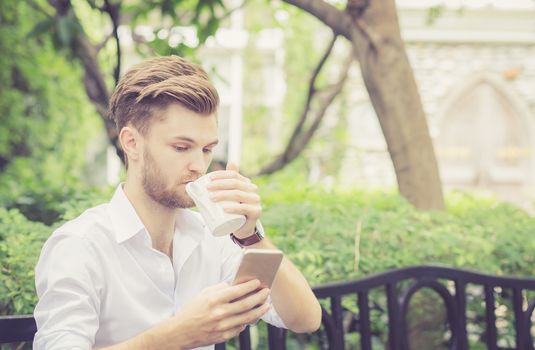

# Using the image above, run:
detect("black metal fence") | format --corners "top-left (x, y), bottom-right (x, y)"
top-left (218, 265), bottom-right (535, 350)
top-left (315, 265), bottom-right (535, 350)
top-left (2, 265), bottom-right (535, 349)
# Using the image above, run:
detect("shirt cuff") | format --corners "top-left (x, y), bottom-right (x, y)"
top-left (259, 295), bottom-right (288, 329)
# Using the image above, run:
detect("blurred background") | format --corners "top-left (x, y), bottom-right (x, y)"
top-left (2, 0), bottom-right (535, 212)
top-left (1, 0), bottom-right (535, 348)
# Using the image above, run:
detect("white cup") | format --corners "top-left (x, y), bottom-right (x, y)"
top-left (186, 174), bottom-right (246, 236)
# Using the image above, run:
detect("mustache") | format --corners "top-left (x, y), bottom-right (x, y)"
top-left (181, 175), bottom-right (202, 184)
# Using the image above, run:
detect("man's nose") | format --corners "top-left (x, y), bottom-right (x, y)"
top-left (188, 151), bottom-right (206, 173)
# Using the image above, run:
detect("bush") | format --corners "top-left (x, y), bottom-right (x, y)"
top-left (256, 179), bottom-right (535, 349)
top-left (0, 187), bottom-right (112, 316)
top-left (0, 208), bottom-right (51, 315)
top-left (0, 0), bottom-right (102, 225)
top-left (260, 182), bottom-right (535, 286)
top-left (1, 176), bottom-right (534, 341)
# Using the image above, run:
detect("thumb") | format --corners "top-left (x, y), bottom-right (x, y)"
top-left (226, 162), bottom-right (239, 173)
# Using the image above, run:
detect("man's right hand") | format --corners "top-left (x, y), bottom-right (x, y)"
top-left (148, 279), bottom-right (270, 349)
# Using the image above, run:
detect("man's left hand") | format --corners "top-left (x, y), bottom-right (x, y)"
top-left (206, 163), bottom-right (260, 239)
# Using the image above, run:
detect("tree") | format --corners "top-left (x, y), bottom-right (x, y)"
top-left (30, 0), bottom-right (232, 161)
top-left (0, 0), bottom-right (103, 223)
top-left (256, 34), bottom-right (352, 176)
top-left (272, 0), bottom-right (444, 210)
top-left (30, 0), bottom-right (444, 210)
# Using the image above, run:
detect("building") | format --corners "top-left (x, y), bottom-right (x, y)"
top-left (339, 0), bottom-right (535, 210)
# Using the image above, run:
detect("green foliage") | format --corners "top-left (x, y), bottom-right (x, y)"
top-left (255, 176), bottom-right (535, 348)
top-left (0, 1), bottom-right (102, 223)
top-left (123, 0), bottom-right (228, 59)
top-left (1, 170), bottom-right (534, 349)
top-left (426, 5), bottom-right (445, 26)
top-left (56, 186), bottom-right (114, 222)
top-left (0, 0), bottom-right (112, 305)
top-left (0, 4), bottom-right (532, 350)
top-left (258, 176), bottom-right (535, 285)
top-left (0, 187), bottom-right (112, 316)
top-left (0, 208), bottom-right (51, 315)
top-left (241, 2), bottom-right (333, 174)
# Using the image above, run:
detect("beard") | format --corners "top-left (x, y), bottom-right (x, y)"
top-left (141, 148), bottom-right (198, 209)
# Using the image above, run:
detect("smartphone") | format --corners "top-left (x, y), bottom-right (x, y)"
top-left (232, 249), bottom-right (284, 289)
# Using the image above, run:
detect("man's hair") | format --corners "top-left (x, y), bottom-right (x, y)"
top-left (108, 55), bottom-right (219, 136)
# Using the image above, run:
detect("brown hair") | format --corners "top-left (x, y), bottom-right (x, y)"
top-left (108, 55), bottom-right (219, 136)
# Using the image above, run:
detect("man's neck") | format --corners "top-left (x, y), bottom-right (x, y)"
top-left (123, 181), bottom-right (176, 258)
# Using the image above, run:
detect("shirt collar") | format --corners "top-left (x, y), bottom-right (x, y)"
top-left (107, 184), bottom-right (208, 245)
top-left (172, 209), bottom-right (208, 272)
top-left (107, 184), bottom-right (146, 243)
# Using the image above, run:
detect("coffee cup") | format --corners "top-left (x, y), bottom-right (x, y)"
top-left (186, 174), bottom-right (246, 236)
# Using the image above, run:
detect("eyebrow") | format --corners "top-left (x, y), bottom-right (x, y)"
top-left (171, 136), bottom-right (219, 147)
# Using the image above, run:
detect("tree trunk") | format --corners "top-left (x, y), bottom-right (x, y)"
top-left (73, 34), bottom-right (121, 161)
top-left (283, 0), bottom-right (444, 210)
top-left (48, 0), bottom-right (123, 163)
top-left (347, 0), bottom-right (444, 209)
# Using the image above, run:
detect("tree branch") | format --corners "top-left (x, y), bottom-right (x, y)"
top-left (289, 50), bottom-right (352, 160)
top-left (219, 0), bottom-right (248, 22)
top-left (282, 0), bottom-right (352, 40)
top-left (95, 31), bottom-right (114, 52)
top-left (103, 0), bottom-right (121, 86)
top-left (85, 0), bottom-right (106, 12)
top-left (289, 34), bottom-right (337, 148)
top-left (257, 36), bottom-right (352, 176)
top-left (48, 0), bottom-right (121, 162)
top-left (27, 0), bottom-right (54, 19)
top-left (346, 0), bottom-right (380, 54)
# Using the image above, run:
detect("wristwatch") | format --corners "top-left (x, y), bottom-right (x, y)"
top-left (230, 221), bottom-right (265, 247)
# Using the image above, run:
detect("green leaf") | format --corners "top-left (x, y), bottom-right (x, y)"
top-left (26, 18), bottom-right (55, 39)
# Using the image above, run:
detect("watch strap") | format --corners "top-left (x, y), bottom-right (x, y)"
top-left (230, 222), bottom-right (264, 247)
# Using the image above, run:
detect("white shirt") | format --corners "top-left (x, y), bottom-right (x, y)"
top-left (33, 185), bottom-right (285, 349)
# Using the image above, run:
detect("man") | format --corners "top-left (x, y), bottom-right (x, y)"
top-left (33, 55), bottom-right (321, 349)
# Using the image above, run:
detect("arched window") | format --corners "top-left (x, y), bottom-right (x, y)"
top-left (434, 73), bottom-right (534, 197)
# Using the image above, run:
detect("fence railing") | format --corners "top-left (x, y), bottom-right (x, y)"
top-left (2, 265), bottom-right (535, 349)
top-left (219, 265), bottom-right (535, 350)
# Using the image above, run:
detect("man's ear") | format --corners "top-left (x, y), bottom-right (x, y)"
top-left (119, 126), bottom-right (142, 164)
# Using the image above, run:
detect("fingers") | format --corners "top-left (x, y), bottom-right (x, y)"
top-left (206, 177), bottom-right (260, 213)
top-left (207, 178), bottom-right (257, 193)
top-left (192, 281), bottom-right (271, 344)
top-left (210, 190), bottom-right (260, 204)
top-left (208, 169), bottom-right (251, 184)
top-left (220, 203), bottom-right (261, 220)
top-left (215, 279), bottom-right (262, 304)
top-left (238, 302), bottom-right (270, 325)
top-left (217, 324), bottom-right (247, 343)
top-left (205, 167), bottom-right (260, 213)
top-left (227, 288), bottom-right (270, 314)
top-left (216, 303), bottom-right (271, 333)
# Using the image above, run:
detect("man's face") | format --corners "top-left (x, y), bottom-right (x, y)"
top-left (139, 103), bottom-right (219, 209)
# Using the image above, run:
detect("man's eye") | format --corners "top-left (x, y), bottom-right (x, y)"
top-left (203, 148), bottom-right (213, 154)
top-left (174, 146), bottom-right (188, 152)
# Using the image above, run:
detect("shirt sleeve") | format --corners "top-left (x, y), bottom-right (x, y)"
top-left (218, 235), bottom-right (288, 329)
top-left (33, 232), bottom-right (102, 350)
